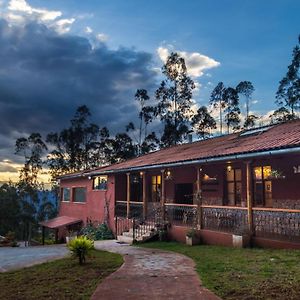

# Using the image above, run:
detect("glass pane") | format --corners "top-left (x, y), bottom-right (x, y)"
top-left (152, 176), bottom-right (156, 184)
top-left (254, 182), bottom-right (263, 206)
top-left (236, 182), bottom-right (242, 194)
top-left (63, 188), bottom-right (70, 201)
top-left (263, 166), bottom-right (272, 179)
top-left (227, 182), bottom-right (234, 193)
top-left (157, 175), bottom-right (161, 185)
top-left (254, 167), bottom-right (262, 180)
top-left (227, 169), bottom-right (234, 181)
top-left (74, 187), bottom-right (86, 203)
top-left (235, 169), bottom-right (242, 181)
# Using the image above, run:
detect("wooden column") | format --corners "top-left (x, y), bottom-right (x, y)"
top-left (246, 161), bottom-right (254, 234)
top-left (196, 166), bottom-right (203, 229)
top-left (160, 169), bottom-right (165, 221)
top-left (126, 172), bottom-right (130, 218)
top-left (142, 172), bottom-right (147, 220)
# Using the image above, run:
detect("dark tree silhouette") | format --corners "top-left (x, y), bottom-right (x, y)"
top-left (191, 106), bottom-right (216, 139)
top-left (210, 82), bottom-right (226, 134)
top-left (224, 87), bottom-right (241, 133)
top-left (155, 52), bottom-right (195, 147)
top-left (276, 35), bottom-right (300, 118)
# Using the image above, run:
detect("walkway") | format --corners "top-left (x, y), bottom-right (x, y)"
top-left (92, 240), bottom-right (220, 300)
top-left (0, 244), bottom-right (69, 272)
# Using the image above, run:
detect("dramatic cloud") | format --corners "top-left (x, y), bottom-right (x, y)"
top-left (157, 46), bottom-right (220, 77)
top-left (0, 18), bottom-right (157, 164)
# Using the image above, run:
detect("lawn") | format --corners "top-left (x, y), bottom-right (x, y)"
top-left (0, 249), bottom-right (123, 300)
top-left (140, 242), bottom-right (300, 300)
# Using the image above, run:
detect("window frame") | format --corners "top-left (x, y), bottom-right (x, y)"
top-left (73, 187), bottom-right (87, 203)
top-left (150, 175), bottom-right (161, 202)
top-left (92, 176), bottom-right (108, 191)
top-left (61, 187), bottom-right (71, 202)
top-left (225, 168), bottom-right (242, 206)
top-left (252, 166), bottom-right (272, 207)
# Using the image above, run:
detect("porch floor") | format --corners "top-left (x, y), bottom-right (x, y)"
top-left (92, 240), bottom-right (220, 300)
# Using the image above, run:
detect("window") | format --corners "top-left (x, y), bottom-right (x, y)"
top-left (73, 187), bottom-right (86, 203)
top-left (151, 175), bottom-right (161, 202)
top-left (253, 166), bottom-right (272, 207)
top-left (226, 168), bottom-right (242, 206)
top-left (175, 183), bottom-right (193, 204)
top-left (130, 174), bottom-right (143, 202)
top-left (61, 187), bottom-right (70, 202)
top-left (93, 176), bottom-right (108, 190)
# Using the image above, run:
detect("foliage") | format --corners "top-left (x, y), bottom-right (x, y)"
top-left (276, 35), bottom-right (300, 117)
top-left (210, 82), bottom-right (226, 134)
top-left (186, 228), bottom-right (196, 238)
top-left (141, 242), bottom-right (300, 300)
top-left (0, 249), bottom-right (123, 300)
top-left (0, 231), bottom-right (19, 247)
top-left (80, 223), bottom-right (114, 240)
top-left (191, 106), bottom-right (216, 139)
top-left (155, 52), bottom-right (195, 147)
top-left (224, 87), bottom-right (241, 133)
top-left (270, 106), bottom-right (296, 123)
top-left (67, 236), bottom-right (94, 264)
top-left (236, 81), bottom-right (255, 128)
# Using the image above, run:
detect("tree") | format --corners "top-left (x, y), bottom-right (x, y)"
top-left (210, 82), bottom-right (226, 134)
top-left (191, 106), bottom-right (216, 139)
top-left (243, 114), bottom-right (258, 129)
top-left (276, 35), bottom-right (300, 118)
top-left (224, 87), bottom-right (241, 133)
top-left (269, 107), bottom-right (296, 124)
top-left (47, 105), bottom-right (100, 178)
top-left (155, 52), bottom-right (195, 147)
top-left (236, 81), bottom-right (256, 128)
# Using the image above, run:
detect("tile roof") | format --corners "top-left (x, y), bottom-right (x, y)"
top-left (39, 216), bottom-right (82, 229)
top-left (61, 120), bottom-right (300, 178)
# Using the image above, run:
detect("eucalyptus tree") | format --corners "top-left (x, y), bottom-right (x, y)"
top-left (155, 52), bottom-right (195, 147)
top-left (223, 87), bottom-right (241, 133)
top-left (276, 35), bottom-right (300, 118)
top-left (210, 82), bottom-right (226, 134)
top-left (236, 81), bottom-right (256, 128)
top-left (191, 106), bottom-right (216, 139)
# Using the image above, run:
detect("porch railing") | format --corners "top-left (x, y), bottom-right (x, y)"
top-left (115, 201), bottom-right (127, 218)
top-left (202, 205), bottom-right (248, 234)
top-left (165, 203), bottom-right (197, 227)
top-left (253, 208), bottom-right (300, 241)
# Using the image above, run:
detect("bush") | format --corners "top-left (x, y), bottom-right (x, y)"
top-left (80, 223), bottom-right (114, 241)
top-left (67, 236), bottom-right (94, 265)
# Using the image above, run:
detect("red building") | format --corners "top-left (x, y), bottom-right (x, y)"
top-left (56, 120), bottom-right (300, 249)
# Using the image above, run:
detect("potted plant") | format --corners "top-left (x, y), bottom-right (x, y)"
top-left (267, 169), bottom-right (285, 180)
top-left (66, 229), bottom-right (77, 243)
top-left (186, 228), bottom-right (199, 246)
top-left (232, 227), bottom-right (251, 248)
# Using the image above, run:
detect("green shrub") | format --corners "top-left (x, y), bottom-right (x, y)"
top-left (67, 236), bottom-right (94, 265)
top-left (80, 223), bottom-right (114, 240)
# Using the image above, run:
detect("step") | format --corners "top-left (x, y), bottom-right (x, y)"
top-left (117, 235), bottom-right (134, 245)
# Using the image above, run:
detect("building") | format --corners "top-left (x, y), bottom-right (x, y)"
top-left (54, 120), bottom-right (300, 249)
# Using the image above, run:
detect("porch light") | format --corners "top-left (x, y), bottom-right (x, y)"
top-left (139, 171), bottom-right (144, 177)
top-left (165, 169), bottom-right (172, 180)
top-left (88, 176), bottom-right (92, 180)
top-left (227, 165), bottom-right (232, 172)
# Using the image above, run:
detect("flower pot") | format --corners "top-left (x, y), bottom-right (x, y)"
top-left (186, 235), bottom-right (199, 246)
top-left (232, 234), bottom-right (250, 248)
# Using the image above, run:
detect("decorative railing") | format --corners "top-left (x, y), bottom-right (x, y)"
top-left (202, 206), bottom-right (248, 234)
top-left (253, 208), bottom-right (300, 241)
top-left (165, 204), bottom-right (197, 227)
top-left (129, 202), bottom-right (143, 220)
top-left (115, 201), bottom-right (127, 218)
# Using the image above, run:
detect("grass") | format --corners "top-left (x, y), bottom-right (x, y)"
top-left (0, 249), bottom-right (123, 300)
top-left (140, 242), bottom-right (300, 300)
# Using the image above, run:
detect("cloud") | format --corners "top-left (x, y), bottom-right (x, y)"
top-left (8, 0), bottom-right (62, 22)
top-left (157, 46), bottom-right (220, 78)
top-left (0, 162), bottom-right (19, 172)
top-left (85, 26), bottom-right (93, 34)
top-left (96, 33), bottom-right (108, 42)
top-left (52, 18), bottom-right (75, 34)
top-left (0, 18), bottom-right (157, 165)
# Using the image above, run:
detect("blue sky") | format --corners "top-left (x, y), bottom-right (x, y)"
top-left (30, 0), bottom-right (300, 109)
top-left (0, 0), bottom-right (299, 182)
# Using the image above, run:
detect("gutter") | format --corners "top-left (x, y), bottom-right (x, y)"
top-left (79, 146), bottom-right (300, 178)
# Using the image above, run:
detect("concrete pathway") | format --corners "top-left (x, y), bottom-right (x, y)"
top-left (0, 244), bottom-right (69, 272)
top-left (92, 240), bottom-right (220, 300)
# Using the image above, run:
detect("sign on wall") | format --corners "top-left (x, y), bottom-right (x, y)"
top-left (293, 166), bottom-right (300, 174)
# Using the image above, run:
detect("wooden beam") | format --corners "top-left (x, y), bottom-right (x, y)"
top-left (246, 161), bottom-right (254, 234)
top-left (196, 166), bottom-right (203, 229)
top-left (126, 173), bottom-right (130, 218)
top-left (160, 169), bottom-right (165, 221)
top-left (142, 172), bottom-right (147, 220)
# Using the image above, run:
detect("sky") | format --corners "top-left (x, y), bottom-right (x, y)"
top-left (0, 0), bottom-right (299, 183)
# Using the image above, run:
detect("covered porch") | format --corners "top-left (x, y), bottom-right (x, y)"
top-left (114, 154), bottom-right (300, 247)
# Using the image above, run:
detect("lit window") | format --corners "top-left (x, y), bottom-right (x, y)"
top-left (93, 176), bottom-right (108, 190)
top-left (73, 187), bottom-right (86, 203)
top-left (61, 188), bottom-right (70, 202)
